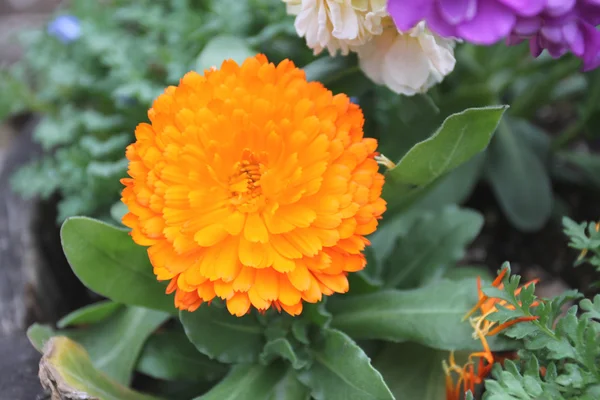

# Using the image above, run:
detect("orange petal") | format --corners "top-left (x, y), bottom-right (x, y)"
top-left (227, 292), bottom-right (251, 316)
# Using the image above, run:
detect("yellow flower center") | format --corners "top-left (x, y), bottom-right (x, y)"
top-left (229, 149), bottom-right (267, 213)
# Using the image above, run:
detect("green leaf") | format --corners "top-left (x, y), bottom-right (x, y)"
top-left (382, 206), bottom-right (484, 289)
top-left (373, 342), bottom-right (465, 400)
top-left (195, 35), bottom-right (255, 73)
top-left (110, 201), bottom-right (129, 225)
top-left (137, 330), bottom-right (229, 382)
top-left (259, 338), bottom-right (309, 370)
top-left (61, 217), bottom-right (176, 313)
top-left (27, 323), bottom-right (56, 352)
top-left (413, 153), bottom-right (485, 212)
top-left (68, 306), bottom-right (169, 385)
top-left (180, 307), bottom-right (264, 363)
top-left (298, 328), bottom-right (394, 400)
top-left (268, 369), bottom-right (310, 400)
top-left (39, 337), bottom-right (160, 400)
top-left (303, 54), bottom-right (371, 96)
top-left (384, 106), bottom-right (507, 213)
top-left (57, 301), bottom-right (122, 328)
top-left (328, 279), bottom-right (515, 351)
top-left (485, 119), bottom-right (552, 232)
top-left (556, 151), bottom-right (600, 189)
top-left (387, 106), bottom-right (506, 185)
top-left (194, 363), bottom-right (287, 400)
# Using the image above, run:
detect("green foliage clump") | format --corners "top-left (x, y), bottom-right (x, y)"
top-left (2, 0), bottom-right (305, 220)
top-left (480, 264), bottom-right (600, 399)
top-left (563, 217), bottom-right (600, 273)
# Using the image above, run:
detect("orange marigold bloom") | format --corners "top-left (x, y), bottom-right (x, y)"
top-left (121, 55), bottom-right (386, 317)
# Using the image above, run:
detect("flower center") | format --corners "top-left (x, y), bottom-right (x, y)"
top-left (228, 149), bottom-right (267, 213)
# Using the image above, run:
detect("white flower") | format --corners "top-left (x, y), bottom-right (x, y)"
top-left (356, 21), bottom-right (456, 96)
top-left (284, 0), bottom-right (387, 56)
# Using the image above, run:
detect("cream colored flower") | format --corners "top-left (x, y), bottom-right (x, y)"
top-left (356, 21), bottom-right (456, 96)
top-left (284, 0), bottom-right (387, 56)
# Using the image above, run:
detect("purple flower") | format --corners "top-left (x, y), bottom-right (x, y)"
top-left (510, 1), bottom-right (600, 70)
top-left (48, 15), bottom-right (81, 43)
top-left (387, 0), bottom-right (600, 70)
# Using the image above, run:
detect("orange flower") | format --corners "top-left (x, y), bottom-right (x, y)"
top-left (121, 55), bottom-right (386, 317)
top-left (444, 267), bottom-right (539, 400)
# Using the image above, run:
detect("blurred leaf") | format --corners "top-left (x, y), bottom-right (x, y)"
top-left (444, 266), bottom-right (492, 282)
top-left (27, 323), bottom-right (56, 352)
top-left (194, 363), bottom-right (286, 400)
top-left (485, 119), bottom-right (553, 232)
top-left (303, 55), bottom-right (372, 96)
top-left (137, 330), bottom-right (228, 381)
top-left (328, 279), bottom-right (515, 351)
top-left (384, 106), bottom-right (507, 214)
top-left (31, 307), bottom-right (169, 385)
top-left (259, 338), bottom-right (309, 370)
top-left (195, 35), bottom-right (255, 73)
top-left (268, 369), bottom-right (310, 400)
top-left (374, 91), bottom-right (442, 160)
top-left (57, 300), bottom-right (122, 328)
top-left (80, 133), bottom-right (131, 158)
top-left (510, 58), bottom-right (580, 118)
top-left (298, 329), bottom-right (394, 400)
top-left (110, 201), bottom-right (128, 225)
top-left (373, 343), bottom-right (464, 400)
top-left (180, 307), bottom-right (264, 364)
top-left (61, 217), bottom-right (176, 313)
top-left (379, 206), bottom-right (484, 289)
top-left (68, 306), bottom-right (169, 384)
top-left (555, 151), bottom-right (600, 189)
top-left (413, 153), bottom-right (486, 211)
top-left (39, 337), bottom-right (160, 400)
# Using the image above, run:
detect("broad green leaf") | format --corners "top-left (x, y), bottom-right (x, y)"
top-left (444, 266), bottom-right (493, 282)
top-left (195, 35), bottom-right (255, 73)
top-left (381, 206), bottom-right (484, 289)
top-left (303, 300), bottom-right (332, 328)
top-left (61, 217), bottom-right (175, 313)
top-left (69, 306), bottom-right (169, 384)
top-left (485, 120), bottom-right (552, 232)
top-left (298, 328), bottom-right (394, 400)
top-left (137, 330), bottom-right (229, 382)
top-left (57, 301), bottom-right (122, 328)
top-left (259, 338), bottom-right (309, 370)
top-left (195, 363), bottom-right (286, 400)
top-left (180, 307), bottom-right (264, 363)
top-left (384, 106), bottom-right (507, 213)
top-left (328, 279), bottom-right (515, 351)
top-left (268, 369), bottom-right (311, 400)
top-left (38, 337), bottom-right (160, 400)
top-left (27, 323), bottom-right (55, 352)
top-left (556, 151), bottom-right (600, 189)
top-left (414, 153), bottom-right (485, 212)
top-left (373, 343), bottom-right (467, 400)
top-left (387, 106), bottom-right (507, 186)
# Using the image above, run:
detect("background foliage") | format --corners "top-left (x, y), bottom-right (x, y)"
top-left (2, 0), bottom-right (599, 399)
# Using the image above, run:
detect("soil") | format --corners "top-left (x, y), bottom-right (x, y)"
top-left (464, 181), bottom-right (600, 299)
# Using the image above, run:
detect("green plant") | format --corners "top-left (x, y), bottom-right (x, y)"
top-left (2, 0), bottom-right (306, 220)
top-left (478, 264), bottom-right (600, 399)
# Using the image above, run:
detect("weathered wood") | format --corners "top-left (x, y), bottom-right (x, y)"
top-left (0, 333), bottom-right (46, 399)
top-left (0, 118), bottom-right (89, 336)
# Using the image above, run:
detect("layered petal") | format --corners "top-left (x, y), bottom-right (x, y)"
top-left (122, 55), bottom-right (386, 316)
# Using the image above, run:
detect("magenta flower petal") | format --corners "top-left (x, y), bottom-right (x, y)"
top-left (455, 1), bottom-right (516, 44)
top-left (388, 0), bottom-right (433, 31)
